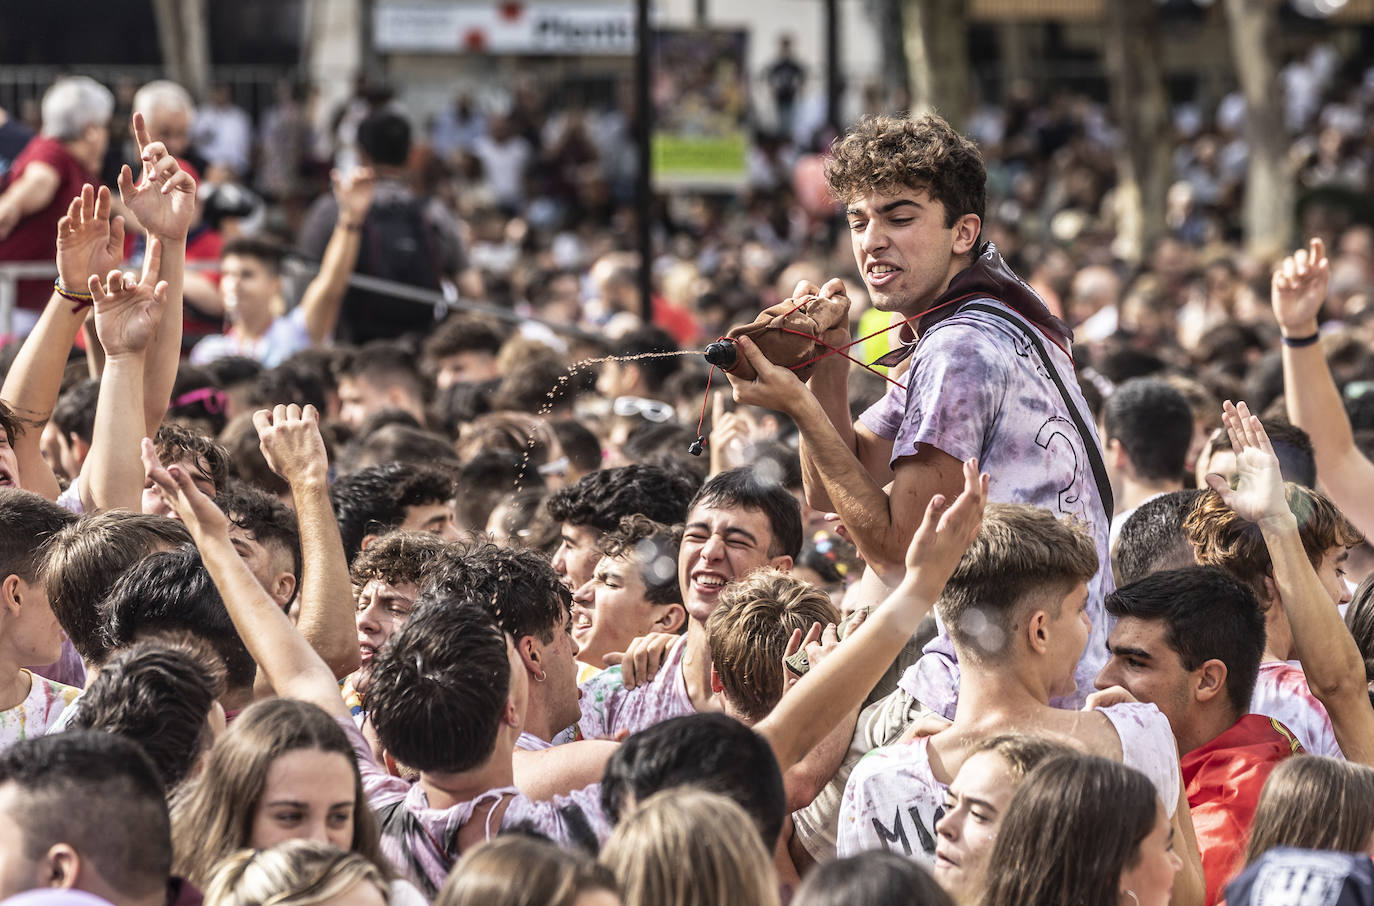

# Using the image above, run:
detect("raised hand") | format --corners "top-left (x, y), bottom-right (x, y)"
top-left (90, 237), bottom-right (168, 357)
top-left (332, 166), bottom-right (376, 225)
top-left (56, 184), bottom-right (125, 290)
top-left (1204, 400), bottom-right (1290, 525)
top-left (902, 457), bottom-right (989, 604)
top-left (252, 404), bottom-right (329, 485)
top-left (1271, 237), bottom-right (1329, 337)
top-left (141, 436), bottom-right (230, 538)
top-left (117, 112), bottom-right (196, 241)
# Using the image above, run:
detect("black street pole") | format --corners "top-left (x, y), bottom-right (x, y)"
top-left (635, 0), bottom-right (654, 324)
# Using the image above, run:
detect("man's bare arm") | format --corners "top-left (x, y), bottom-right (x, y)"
top-left (513, 741), bottom-right (619, 800)
top-left (298, 168), bottom-right (374, 344)
top-left (118, 114), bottom-right (195, 436)
top-left (255, 404), bottom-right (360, 679)
top-left (0, 162), bottom-right (60, 239)
top-left (142, 439), bottom-right (348, 719)
top-left (757, 460), bottom-right (987, 773)
top-left (1271, 237), bottom-right (1374, 537)
top-left (0, 186), bottom-right (126, 501)
top-left (1207, 400), bottom-right (1374, 765)
top-left (731, 333), bottom-right (964, 582)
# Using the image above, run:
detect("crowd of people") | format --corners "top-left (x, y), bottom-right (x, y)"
top-left (2, 32), bottom-right (1374, 906)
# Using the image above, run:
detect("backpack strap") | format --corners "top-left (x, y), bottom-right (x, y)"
top-left (962, 302), bottom-right (1114, 522)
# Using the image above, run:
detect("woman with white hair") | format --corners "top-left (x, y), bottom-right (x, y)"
top-left (0, 76), bottom-right (114, 331)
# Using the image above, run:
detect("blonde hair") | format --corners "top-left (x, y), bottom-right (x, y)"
top-left (437, 836), bottom-right (616, 906)
top-left (601, 788), bottom-right (780, 906)
top-left (707, 569), bottom-right (838, 721)
top-left (1244, 756), bottom-right (1374, 865)
top-left (203, 840), bottom-right (388, 906)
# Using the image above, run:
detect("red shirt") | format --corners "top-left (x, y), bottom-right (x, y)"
top-left (1182, 714), bottom-right (1303, 905)
top-left (0, 135), bottom-right (95, 310)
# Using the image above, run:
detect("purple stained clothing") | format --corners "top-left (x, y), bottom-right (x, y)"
top-left (30, 637), bottom-right (86, 689)
top-left (1250, 662), bottom-right (1342, 759)
top-left (574, 635), bottom-right (697, 740)
top-left (862, 299), bottom-right (1114, 715)
top-left (836, 702), bottom-right (1178, 860)
top-left (338, 716), bottom-right (610, 898)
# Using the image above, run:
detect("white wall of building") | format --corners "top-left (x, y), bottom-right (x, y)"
top-left (367, 0), bottom-right (886, 136)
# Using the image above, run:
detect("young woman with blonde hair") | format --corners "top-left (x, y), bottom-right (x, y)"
top-left (203, 839), bottom-right (389, 906)
top-left (600, 788), bottom-right (780, 906)
top-left (436, 835), bottom-right (619, 906)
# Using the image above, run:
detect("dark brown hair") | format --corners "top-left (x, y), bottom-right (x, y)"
top-left (826, 113), bottom-right (986, 225)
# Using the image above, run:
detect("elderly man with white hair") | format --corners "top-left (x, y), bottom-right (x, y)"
top-left (132, 80), bottom-right (196, 163)
top-left (0, 76), bottom-right (113, 334)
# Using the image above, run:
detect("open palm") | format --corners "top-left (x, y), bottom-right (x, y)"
top-left (56, 184), bottom-right (125, 289)
top-left (1271, 237), bottom-right (1329, 332)
top-left (1204, 401), bottom-right (1289, 524)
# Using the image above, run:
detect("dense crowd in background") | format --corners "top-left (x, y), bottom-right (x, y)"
top-left (3, 27), bottom-right (1374, 906)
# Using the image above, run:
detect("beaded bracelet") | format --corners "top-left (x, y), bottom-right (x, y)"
top-left (52, 279), bottom-right (94, 313)
top-left (1281, 331), bottom-right (1320, 348)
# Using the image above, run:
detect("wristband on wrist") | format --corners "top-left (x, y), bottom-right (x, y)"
top-left (1281, 330), bottom-right (1321, 348)
top-left (53, 279), bottom-right (94, 313)
top-left (339, 220), bottom-right (364, 232)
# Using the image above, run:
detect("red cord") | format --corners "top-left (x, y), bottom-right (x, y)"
top-left (692, 294), bottom-right (1072, 451)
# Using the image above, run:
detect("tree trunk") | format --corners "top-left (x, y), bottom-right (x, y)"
top-left (151, 0), bottom-right (210, 101)
top-left (1102, 0), bottom-right (1171, 266)
top-left (902, 0), bottom-right (969, 130)
top-left (1223, 0), bottom-right (1294, 258)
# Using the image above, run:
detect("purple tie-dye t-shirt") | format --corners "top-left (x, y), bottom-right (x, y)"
top-left (860, 299), bottom-right (1114, 715)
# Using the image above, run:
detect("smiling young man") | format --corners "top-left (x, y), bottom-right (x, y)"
top-left (574, 467), bottom-right (801, 739)
top-left (725, 113), bottom-right (1112, 717)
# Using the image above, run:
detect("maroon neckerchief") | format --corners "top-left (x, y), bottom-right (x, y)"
top-left (872, 241), bottom-right (1073, 368)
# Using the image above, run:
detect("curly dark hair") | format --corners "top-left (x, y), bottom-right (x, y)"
top-left (421, 541), bottom-right (570, 644)
top-left (350, 529), bottom-right (450, 589)
top-left (597, 515), bottom-right (683, 606)
top-left (825, 113), bottom-right (985, 225)
top-left (154, 423), bottom-right (231, 494)
top-left (217, 480), bottom-right (302, 590)
top-left (545, 464), bottom-right (699, 535)
top-left (331, 461), bottom-right (459, 564)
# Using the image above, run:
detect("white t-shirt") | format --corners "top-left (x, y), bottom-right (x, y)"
top-left (836, 702), bottom-right (1180, 859)
top-left (1250, 661), bottom-right (1342, 759)
top-left (190, 306), bottom-right (311, 368)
